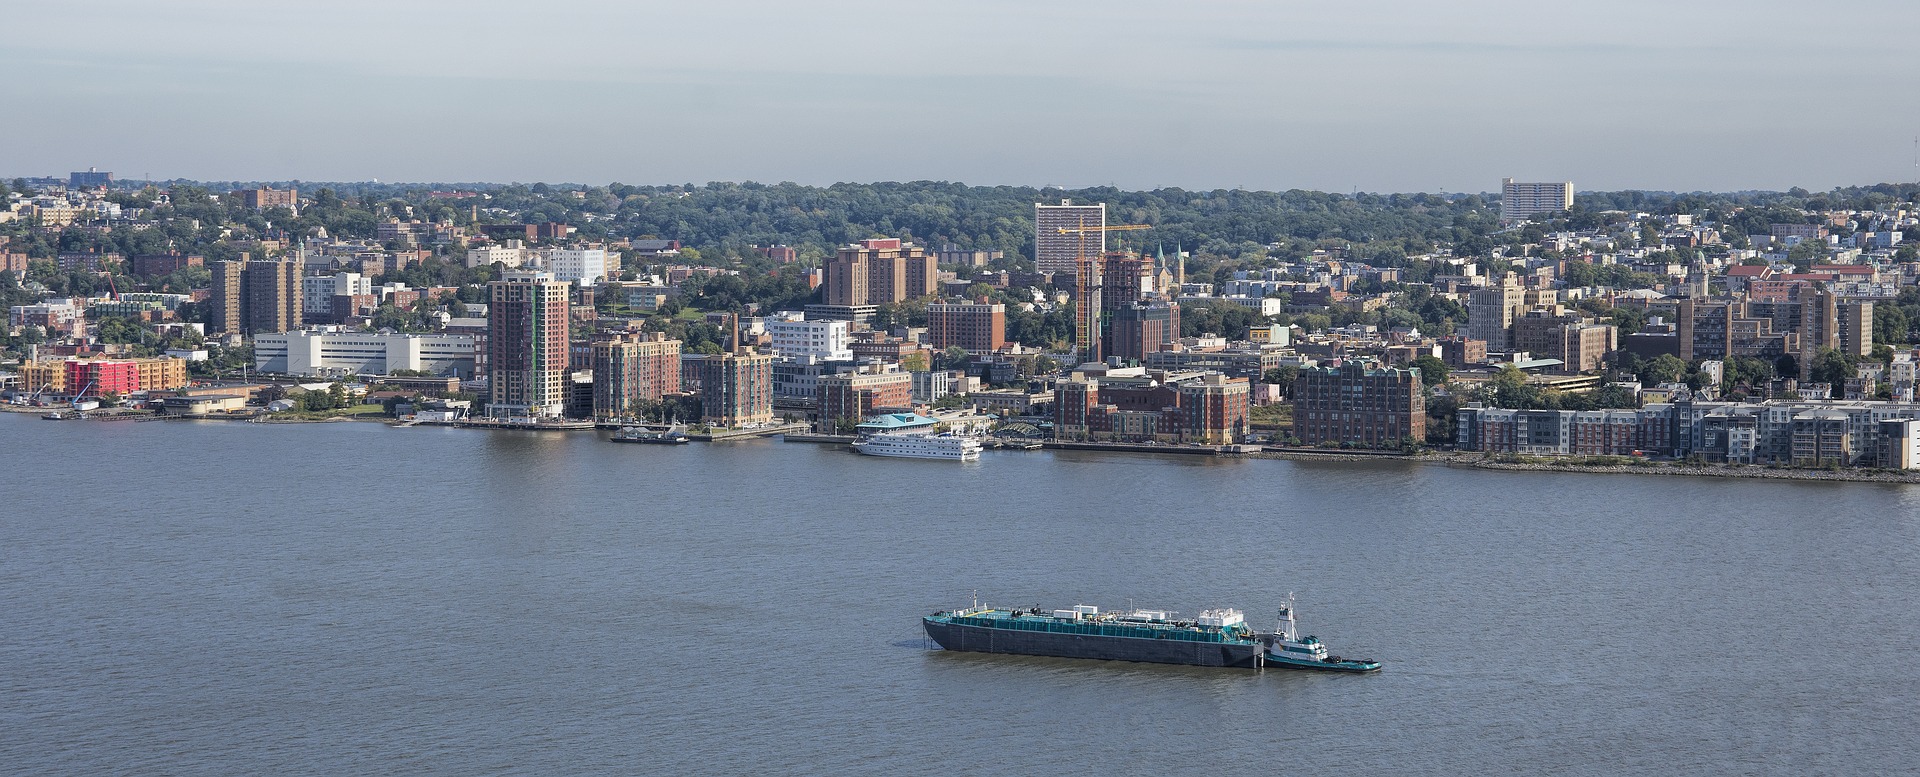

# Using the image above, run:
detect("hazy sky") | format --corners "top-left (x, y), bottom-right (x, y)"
top-left (6, 0), bottom-right (1917, 193)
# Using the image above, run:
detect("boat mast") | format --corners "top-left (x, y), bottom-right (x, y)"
top-left (1276, 592), bottom-right (1298, 641)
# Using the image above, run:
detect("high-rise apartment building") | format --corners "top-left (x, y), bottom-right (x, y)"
top-left (822, 238), bottom-right (937, 306)
top-left (1838, 299), bottom-right (1873, 359)
top-left (591, 331), bottom-right (682, 420)
top-left (1499, 178), bottom-right (1573, 223)
top-left (1034, 199), bottom-right (1106, 275)
top-left (1466, 275), bottom-right (1526, 350)
top-left (487, 270), bottom-right (573, 417)
top-left (209, 260), bottom-right (243, 334)
top-left (1510, 311), bottom-right (1619, 373)
top-left (1099, 252), bottom-right (1149, 312)
top-left (68, 168), bottom-right (112, 188)
top-left (243, 258), bottom-right (301, 335)
top-left (1106, 302), bottom-right (1181, 362)
top-left (1074, 257), bottom-right (1103, 362)
top-left (926, 300), bottom-right (1006, 353)
top-left (694, 350), bottom-right (774, 427)
top-left (208, 257), bottom-right (302, 335)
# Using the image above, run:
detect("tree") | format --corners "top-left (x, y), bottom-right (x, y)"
top-left (1262, 366), bottom-right (1299, 397)
top-left (1774, 354), bottom-right (1800, 381)
top-left (1425, 393), bottom-right (1459, 446)
top-left (1874, 304), bottom-right (1909, 345)
top-left (1807, 348), bottom-right (1855, 393)
top-left (937, 345), bottom-right (968, 371)
top-left (1721, 356), bottom-right (1776, 393)
top-left (1410, 355), bottom-right (1449, 386)
top-left (1608, 307), bottom-right (1647, 336)
top-left (900, 350), bottom-right (930, 372)
top-left (1786, 238), bottom-right (1827, 270)
top-left (1639, 354), bottom-right (1687, 386)
top-left (1487, 364), bottom-right (1534, 408)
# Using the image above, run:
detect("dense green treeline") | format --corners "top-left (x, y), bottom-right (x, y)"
top-left (10, 176), bottom-right (1917, 276)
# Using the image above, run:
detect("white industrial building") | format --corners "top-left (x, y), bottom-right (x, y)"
top-left (254, 327), bottom-right (478, 377)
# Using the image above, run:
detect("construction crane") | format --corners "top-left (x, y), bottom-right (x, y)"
top-left (1054, 223), bottom-right (1151, 363)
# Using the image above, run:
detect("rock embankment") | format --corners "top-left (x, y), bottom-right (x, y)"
top-left (1459, 459), bottom-right (1920, 484)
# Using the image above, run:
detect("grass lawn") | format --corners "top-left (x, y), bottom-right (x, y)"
top-left (1248, 403), bottom-right (1293, 430)
top-left (267, 403), bottom-right (389, 420)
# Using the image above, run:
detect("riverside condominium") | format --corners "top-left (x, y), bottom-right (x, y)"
top-left (488, 271), bottom-right (573, 417)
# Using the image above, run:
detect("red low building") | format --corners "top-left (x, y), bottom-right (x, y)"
top-left (65, 359), bottom-right (139, 398)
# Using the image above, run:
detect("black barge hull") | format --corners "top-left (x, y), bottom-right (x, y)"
top-left (923, 620), bottom-right (1262, 668)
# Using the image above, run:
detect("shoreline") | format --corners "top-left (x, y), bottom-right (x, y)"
top-left (1447, 457), bottom-right (1920, 484)
top-left (14, 408), bottom-right (1920, 484)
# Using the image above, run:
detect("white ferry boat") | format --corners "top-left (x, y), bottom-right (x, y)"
top-left (850, 433), bottom-right (982, 460)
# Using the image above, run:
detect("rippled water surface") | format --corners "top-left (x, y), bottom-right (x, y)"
top-left (3, 414), bottom-right (1918, 774)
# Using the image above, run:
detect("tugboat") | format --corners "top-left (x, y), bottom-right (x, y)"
top-left (611, 421), bottom-right (692, 445)
top-left (1258, 593), bottom-right (1380, 673)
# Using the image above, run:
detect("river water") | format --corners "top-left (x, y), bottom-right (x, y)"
top-left (2, 413), bottom-right (1917, 774)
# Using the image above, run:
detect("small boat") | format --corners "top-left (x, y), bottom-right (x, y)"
top-left (612, 422), bottom-right (691, 445)
top-left (1259, 593), bottom-right (1380, 673)
top-left (42, 412), bottom-right (68, 421)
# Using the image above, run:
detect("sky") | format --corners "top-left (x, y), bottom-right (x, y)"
top-left (5, 0), bottom-right (1917, 193)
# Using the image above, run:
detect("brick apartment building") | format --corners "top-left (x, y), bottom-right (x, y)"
top-left (926, 300), bottom-right (1005, 353)
top-left (1292, 362), bottom-right (1426, 447)
top-left (823, 238), bottom-right (938, 306)
top-left (815, 367), bottom-right (914, 432)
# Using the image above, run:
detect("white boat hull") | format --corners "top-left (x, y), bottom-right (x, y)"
top-left (851, 434), bottom-right (982, 460)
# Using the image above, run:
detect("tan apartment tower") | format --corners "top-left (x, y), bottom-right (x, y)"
top-left (208, 256), bottom-right (302, 335)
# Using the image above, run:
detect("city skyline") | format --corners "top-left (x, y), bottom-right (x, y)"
top-left (6, 1), bottom-right (1918, 194)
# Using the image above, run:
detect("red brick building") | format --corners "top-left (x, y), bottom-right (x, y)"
top-left (130, 252), bottom-right (204, 278)
top-left (927, 300), bottom-right (1005, 353)
top-left (815, 367), bottom-right (914, 431)
top-left (1053, 370), bottom-right (1250, 444)
top-left (824, 238), bottom-right (938, 306)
